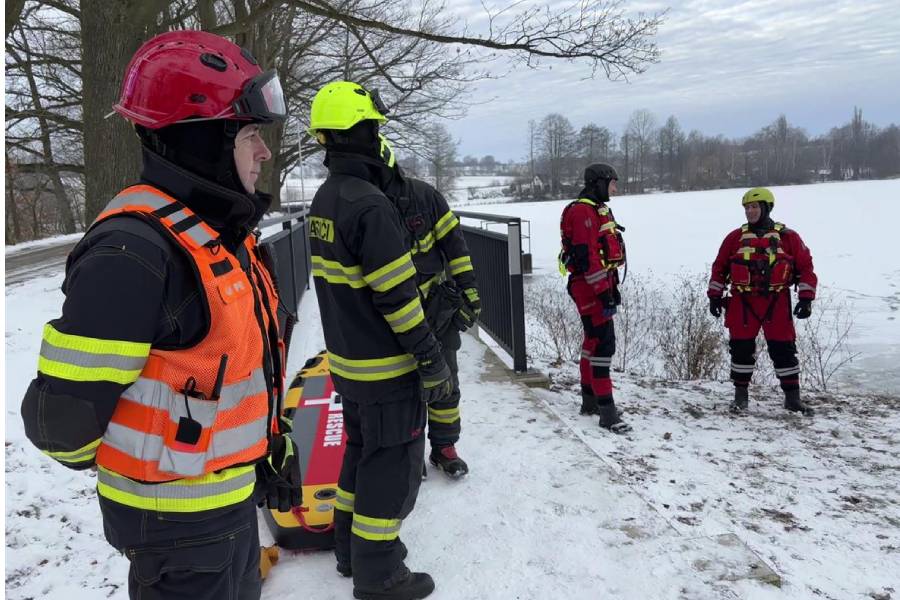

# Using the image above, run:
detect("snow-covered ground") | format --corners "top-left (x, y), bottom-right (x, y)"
top-left (5, 179), bottom-right (899, 599)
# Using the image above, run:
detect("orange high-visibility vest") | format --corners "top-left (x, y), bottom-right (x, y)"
top-left (93, 185), bottom-right (282, 484)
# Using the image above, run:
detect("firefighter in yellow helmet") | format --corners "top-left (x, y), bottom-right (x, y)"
top-left (708, 187), bottom-right (818, 415)
top-left (307, 81), bottom-right (449, 599)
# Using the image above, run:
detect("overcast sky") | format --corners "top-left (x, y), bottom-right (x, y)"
top-left (440, 0), bottom-right (900, 161)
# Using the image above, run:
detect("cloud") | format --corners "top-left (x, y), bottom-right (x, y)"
top-left (440, 0), bottom-right (900, 159)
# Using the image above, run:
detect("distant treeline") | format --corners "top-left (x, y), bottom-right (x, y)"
top-left (465, 107), bottom-right (899, 199)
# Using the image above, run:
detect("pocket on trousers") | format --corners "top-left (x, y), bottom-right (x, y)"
top-left (371, 391), bottom-right (425, 449)
top-left (129, 526), bottom-right (244, 587)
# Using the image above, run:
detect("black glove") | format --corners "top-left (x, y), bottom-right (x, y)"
top-left (793, 298), bottom-right (812, 319)
top-left (709, 296), bottom-right (723, 318)
top-left (417, 347), bottom-right (453, 405)
top-left (257, 434), bottom-right (302, 513)
top-left (453, 287), bottom-right (482, 331)
top-left (598, 288), bottom-right (617, 309)
top-left (598, 287), bottom-right (619, 317)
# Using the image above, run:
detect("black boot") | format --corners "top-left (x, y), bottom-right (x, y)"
top-left (784, 389), bottom-right (814, 416)
top-left (429, 445), bottom-right (469, 479)
top-left (598, 402), bottom-right (631, 434)
top-left (580, 392), bottom-right (599, 415)
top-left (338, 540), bottom-right (408, 578)
top-left (353, 565), bottom-right (435, 600)
top-left (730, 386), bottom-right (749, 414)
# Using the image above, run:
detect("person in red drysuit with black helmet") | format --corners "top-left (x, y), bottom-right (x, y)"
top-left (559, 163), bottom-right (631, 434)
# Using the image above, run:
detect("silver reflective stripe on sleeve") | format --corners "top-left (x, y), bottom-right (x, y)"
top-left (39, 341), bottom-right (147, 372)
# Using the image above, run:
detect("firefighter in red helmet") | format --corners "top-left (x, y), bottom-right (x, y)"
top-left (20, 30), bottom-right (296, 599)
top-left (559, 163), bottom-right (631, 434)
top-left (708, 187), bottom-right (818, 416)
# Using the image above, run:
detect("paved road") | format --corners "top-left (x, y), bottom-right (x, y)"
top-left (5, 240), bottom-right (76, 286)
top-left (4, 216), bottom-right (290, 287)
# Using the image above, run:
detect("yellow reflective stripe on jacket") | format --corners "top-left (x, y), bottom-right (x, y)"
top-left (448, 255), bottom-right (473, 276)
top-left (44, 437), bottom-right (102, 466)
top-left (96, 465), bottom-right (256, 512)
top-left (364, 253), bottom-right (416, 292)
top-left (418, 273), bottom-right (445, 298)
top-left (411, 231), bottom-right (436, 256)
top-left (328, 352), bottom-right (418, 382)
top-left (434, 211), bottom-right (459, 241)
top-left (335, 486), bottom-right (355, 513)
top-left (351, 513), bottom-right (402, 541)
top-left (576, 198), bottom-right (597, 207)
top-left (38, 324), bottom-right (149, 384)
top-left (383, 297), bottom-right (425, 334)
top-left (427, 406), bottom-right (460, 424)
top-left (311, 255), bottom-right (366, 288)
top-left (599, 221), bottom-right (617, 233)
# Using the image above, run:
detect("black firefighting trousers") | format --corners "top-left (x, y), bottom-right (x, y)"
top-left (99, 495), bottom-right (261, 600)
top-left (333, 382), bottom-right (427, 588)
top-left (427, 327), bottom-right (462, 448)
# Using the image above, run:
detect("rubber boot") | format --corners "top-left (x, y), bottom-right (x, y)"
top-left (730, 386), bottom-right (749, 414)
top-left (338, 540), bottom-right (408, 578)
top-left (429, 445), bottom-right (469, 479)
top-left (598, 402), bottom-right (631, 434)
top-left (784, 389), bottom-right (814, 416)
top-left (353, 565), bottom-right (435, 600)
top-left (580, 392), bottom-right (599, 416)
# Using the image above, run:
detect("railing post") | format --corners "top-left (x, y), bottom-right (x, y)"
top-left (507, 219), bottom-right (527, 372)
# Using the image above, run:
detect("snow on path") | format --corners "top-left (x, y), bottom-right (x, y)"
top-left (5, 263), bottom-right (898, 599)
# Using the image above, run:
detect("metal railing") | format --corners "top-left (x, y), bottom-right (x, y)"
top-left (455, 210), bottom-right (527, 372)
top-left (260, 205), bottom-right (311, 346)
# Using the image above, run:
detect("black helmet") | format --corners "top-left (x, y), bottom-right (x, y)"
top-left (584, 163), bottom-right (618, 185)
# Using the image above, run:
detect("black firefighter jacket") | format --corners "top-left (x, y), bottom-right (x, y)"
top-left (308, 153), bottom-right (441, 399)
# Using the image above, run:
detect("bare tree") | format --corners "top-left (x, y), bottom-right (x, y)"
top-left (625, 108), bottom-right (656, 193)
top-left (288, 0), bottom-right (664, 79)
top-left (422, 122), bottom-right (458, 195)
top-left (578, 123), bottom-right (613, 165)
top-left (537, 113), bottom-right (576, 196)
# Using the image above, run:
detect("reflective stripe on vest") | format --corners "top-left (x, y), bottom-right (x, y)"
top-left (732, 223), bottom-right (792, 292)
top-left (92, 185), bottom-right (278, 511)
top-left (96, 465), bottom-right (256, 512)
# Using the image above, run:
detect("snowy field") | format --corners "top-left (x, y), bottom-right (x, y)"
top-left (5, 179), bottom-right (900, 599)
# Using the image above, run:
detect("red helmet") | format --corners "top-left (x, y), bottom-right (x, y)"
top-left (113, 30), bottom-right (286, 129)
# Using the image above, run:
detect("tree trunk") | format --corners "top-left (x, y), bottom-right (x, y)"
top-left (80, 1), bottom-right (164, 223)
top-left (5, 154), bottom-right (22, 245)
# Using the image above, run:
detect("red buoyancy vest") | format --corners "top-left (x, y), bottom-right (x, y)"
top-left (728, 223), bottom-right (794, 293)
top-left (558, 198), bottom-right (625, 276)
top-left (93, 185), bottom-right (282, 482)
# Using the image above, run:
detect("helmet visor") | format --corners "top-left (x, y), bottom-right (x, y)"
top-left (233, 69), bottom-right (287, 123)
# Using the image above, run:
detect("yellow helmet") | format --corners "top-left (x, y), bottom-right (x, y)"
top-left (307, 81), bottom-right (388, 139)
top-left (742, 187), bottom-right (775, 207)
